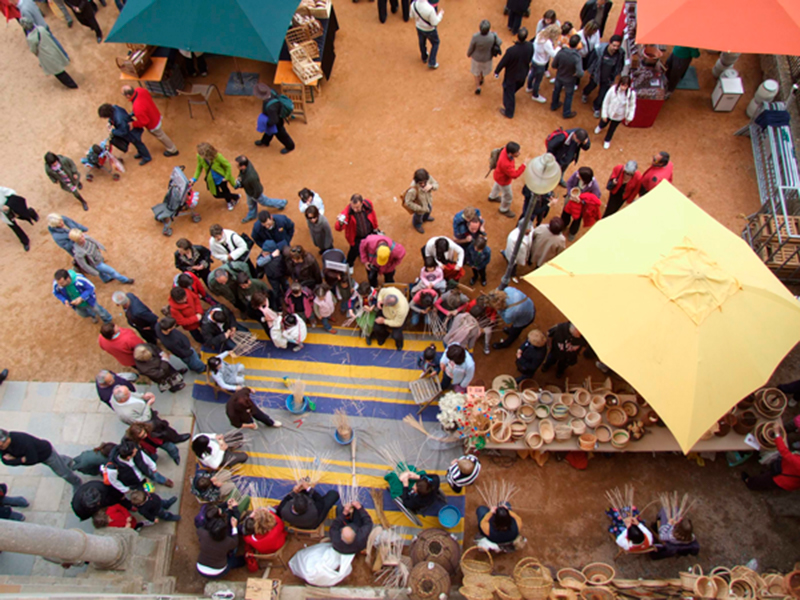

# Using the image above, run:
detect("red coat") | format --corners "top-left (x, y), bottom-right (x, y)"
top-left (177, 271), bottom-right (207, 299)
top-left (640, 162), bottom-right (673, 194)
top-left (245, 515), bottom-right (287, 555)
top-left (774, 437), bottom-right (800, 491)
top-left (608, 165), bottom-right (643, 204)
top-left (564, 192), bottom-right (602, 228)
top-left (129, 88), bottom-right (162, 131)
top-left (359, 234), bottom-right (405, 273)
top-left (493, 147), bottom-right (526, 186)
top-left (334, 199), bottom-right (379, 246)
top-left (98, 327), bottom-right (144, 367)
top-left (107, 504), bottom-right (136, 528)
top-left (169, 291), bottom-right (203, 331)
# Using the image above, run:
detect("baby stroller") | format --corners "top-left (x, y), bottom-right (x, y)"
top-left (81, 139), bottom-right (125, 182)
top-left (152, 165), bottom-right (201, 236)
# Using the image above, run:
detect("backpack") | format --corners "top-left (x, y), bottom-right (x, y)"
top-left (267, 93), bottom-right (294, 121)
top-left (545, 127), bottom-right (567, 150)
top-left (485, 147), bottom-right (503, 178)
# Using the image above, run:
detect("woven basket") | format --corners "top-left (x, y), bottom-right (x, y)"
top-left (558, 568), bottom-right (587, 590)
top-left (571, 418), bottom-right (587, 436)
top-left (762, 573), bottom-right (786, 596)
top-left (461, 585), bottom-right (495, 600)
top-left (621, 400), bottom-right (639, 418)
top-left (582, 563), bottom-right (615, 586)
top-left (606, 407), bottom-right (628, 427)
top-left (559, 393), bottom-right (574, 407)
top-left (464, 573), bottom-right (497, 590)
top-left (522, 389), bottom-right (540, 405)
top-left (520, 379), bottom-right (540, 392)
top-left (712, 575), bottom-right (730, 599)
top-left (485, 389), bottom-right (503, 406)
top-left (595, 424), bottom-right (613, 443)
top-left (569, 404), bottom-right (587, 419)
top-left (590, 395), bottom-right (606, 413)
top-left (409, 529), bottom-right (460, 575)
top-left (461, 546), bottom-right (493, 577)
top-left (580, 586), bottom-right (615, 600)
top-left (535, 404), bottom-right (551, 419)
top-left (504, 391), bottom-right (523, 411)
top-left (514, 558), bottom-right (551, 582)
top-left (695, 576), bottom-right (718, 599)
top-left (729, 578), bottom-right (756, 598)
top-left (680, 565), bottom-right (704, 591)
top-left (518, 578), bottom-right (554, 600)
top-left (540, 419), bottom-right (555, 444)
top-left (603, 392), bottom-right (620, 407)
top-left (755, 388), bottom-right (788, 419)
top-left (585, 411), bottom-right (602, 428)
top-left (540, 390), bottom-right (556, 405)
top-left (490, 418), bottom-right (513, 443)
top-left (526, 432), bottom-right (544, 450)
top-left (610, 430), bottom-right (630, 449)
top-left (555, 424), bottom-right (573, 441)
top-left (409, 561), bottom-right (450, 600)
top-left (519, 404), bottom-right (537, 423)
top-left (573, 388), bottom-right (591, 406)
top-left (578, 433), bottom-right (597, 451)
top-left (783, 570), bottom-right (800, 599)
top-left (496, 575), bottom-right (523, 600)
top-left (710, 567), bottom-right (731, 582)
top-left (551, 587), bottom-right (580, 600)
top-left (551, 404), bottom-right (570, 421)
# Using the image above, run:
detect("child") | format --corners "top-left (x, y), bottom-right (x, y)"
top-left (410, 288), bottom-right (438, 327)
top-left (207, 351), bottom-right (245, 392)
top-left (313, 283), bottom-right (338, 334)
top-left (466, 236), bottom-right (491, 287)
top-left (92, 504), bottom-right (138, 530)
top-left (130, 489), bottom-right (181, 525)
top-left (411, 256), bottom-right (445, 294)
top-left (516, 329), bottom-right (547, 383)
top-left (284, 282), bottom-right (314, 322)
top-left (417, 344), bottom-right (441, 377)
top-left (270, 313), bottom-right (308, 352)
top-left (435, 281), bottom-right (470, 318)
top-left (81, 140), bottom-right (124, 182)
top-left (348, 281), bottom-right (378, 337)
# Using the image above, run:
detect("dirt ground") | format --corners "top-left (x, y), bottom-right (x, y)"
top-left (1, 0), bottom-right (798, 593)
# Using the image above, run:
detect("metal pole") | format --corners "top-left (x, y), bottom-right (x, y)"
top-left (499, 192), bottom-right (539, 290)
top-left (0, 520), bottom-right (128, 569)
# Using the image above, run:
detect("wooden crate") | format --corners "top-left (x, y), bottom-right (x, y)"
top-left (759, 214), bottom-right (800, 241)
top-left (285, 26), bottom-right (312, 48)
top-left (246, 578), bottom-right (281, 600)
top-left (308, 0), bottom-right (331, 19)
top-left (290, 47), bottom-right (323, 85)
top-left (409, 376), bottom-right (442, 405)
top-left (288, 39), bottom-right (319, 59)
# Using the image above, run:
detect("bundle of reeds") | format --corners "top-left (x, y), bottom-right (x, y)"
top-left (285, 448), bottom-right (332, 486)
top-left (222, 429), bottom-right (247, 449)
top-left (231, 330), bottom-right (262, 356)
top-left (332, 409), bottom-right (353, 442)
top-left (286, 378), bottom-right (306, 412)
top-left (367, 440), bottom-right (411, 476)
top-left (476, 480), bottom-right (519, 509)
top-left (373, 528), bottom-right (410, 588)
top-left (214, 466), bottom-right (245, 501)
top-left (658, 491), bottom-right (695, 523)
top-left (605, 484), bottom-right (636, 518)
top-left (427, 311), bottom-right (449, 339)
top-left (336, 482), bottom-right (362, 508)
top-left (369, 488), bottom-right (391, 529)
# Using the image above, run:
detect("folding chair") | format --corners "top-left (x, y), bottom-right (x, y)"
top-left (177, 84), bottom-right (223, 120)
top-left (285, 522), bottom-right (326, 540)
top-left (251, 546), bottom-right (288, 577)
top-left (280, 83), bottom-right (308, 124)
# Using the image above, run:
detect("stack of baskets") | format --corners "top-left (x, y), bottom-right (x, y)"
top-left (514, 558), bottom-right (554, 600)
top-left (409, 528), bottom-right (461, 576)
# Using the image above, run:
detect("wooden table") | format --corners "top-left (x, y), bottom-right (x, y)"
top-left (119, 57), bottom-right (168, 83)
top-left (273, 60), bottom-right (320, 103)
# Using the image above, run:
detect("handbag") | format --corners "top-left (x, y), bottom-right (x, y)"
top-left (491, 33), bottom-right (502, 57)
top-left (110, 135), bottom-right (130, 153)
top-left (240, 232), bottom-right (255, 251)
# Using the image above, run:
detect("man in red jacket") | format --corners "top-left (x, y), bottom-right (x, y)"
top-left (168, 286), bottom-right (204, 343)
top-left (360, 234), bottom-right (406, 288)
top-left (121, 86), bottom-right (179, 158)
top-left (639, 151), bottom-right (673, 196)
top-left (488, 142), bottom-right (526, 219)
top-left (334, 194), bottom-right (379, 274)
top-left (98, 323), bottom-right (144, 368)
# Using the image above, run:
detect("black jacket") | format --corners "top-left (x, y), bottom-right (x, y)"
top-left (546, 128), bottom-right (591, 169)
top-left (156, 324), bottom-right (194, 360)
top-left (507, 0), bottom-right (530, 13)
top-left (135, 491), bottom-right (165, 522)
top-left (174, 244), bottom-right (212, 273)
top-left (252, 214), bottom-right (295, 250)
top-left (237, 162), bottom-right (264, 199)
top-left (516, 341), bottom-right (547, 375)
top-left (401, 474), bottom-right (440, 513)
top-left (124, 293), bottom-right (158, 333)
top-left (494, 41), bottom-right (534, 83)
top-left (276, 490), bottom-right (324, 530)
top-left (96, 372), bottom-right (135, 407)
top-left (107, 447), bottom-right (155, 491)
top-left (71, 480), bottom-right (130, 521)
top-left (330, 506), bottom-right (373, 554)
top-left (201, 305), bottom-right (237, 351)
top-left (551, 47), bottom-right (584, 83)
top-left (0, 432), bottom-right (52, 466)
top-left (580, 0), bottom-right (613, 37)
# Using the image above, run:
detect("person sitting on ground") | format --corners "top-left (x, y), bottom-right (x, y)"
top-left (440, 343), bottom-right (475, 392)
top-left (742, 434), bottom-right (800, 492)
top-left (275, 482), bottom-right (340, 530)
top-left (516, 328), bottom-right (547, 383)
top-left (192, 433), bottom-right (248, 471)
top-left (126, 422), bottom-right (181, 466)
top-left (270, 313), bottom-right (308, 352)
top-left (385, 466), bottom-right (440, 514)
top-left (614, 514), bottom-right (654, 552)
top-left (284, 282), bottom-right (314, 322)
top-left (417, 344), bottom-right (441, 377)
top-left (542, 321), bottom-right (588, 378)
top-left (242, 507), bottom-right (287, 571)
top-left (71, 442), bottom-right (117, 476)
top-left (330, 499), bottom-right (373, 555)
top-left (92, 503), bottom-right (137, 530)
top-left (226, 387), bottom-right (282, 430)
top-left (409, 287), bottom-right (438, 328)
top-left (476, 503), bottom-right (524, 551)
top-left (652, 509), bottom-right (699, 560)
top-left (208, 352), bottom-right (245, 392)
top-left (412, 256), bottom-right (446, 294)
top-left (102, 440), bottom-right (173, 494)
top-left (196, 502), bottom-right (245, 578)
top-left (130, 489), bottom-right (179, 526)
top-left (446, 455), bottom-right (481, 493)
top-left (133, 343), bottom-right (185, 393)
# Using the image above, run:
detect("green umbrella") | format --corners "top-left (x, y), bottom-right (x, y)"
top-left (106, 0), bottom-right (299, 64)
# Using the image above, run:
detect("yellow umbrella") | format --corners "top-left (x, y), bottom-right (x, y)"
top-left (524, 182), bottom-right (800, 453)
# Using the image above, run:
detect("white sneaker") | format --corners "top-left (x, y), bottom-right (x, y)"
top-left (594, 125), bottom-right (602, 134)
top-left (548, 77), bottom-right (556, 84)
top-left (603, 141), bottom-right (611, 149)
top-left (531, 95), bottom-right (547, 103)
top-left (348, 266), bottom-right (354, 275)
top-left (272, 421), bottom-right (282, 428)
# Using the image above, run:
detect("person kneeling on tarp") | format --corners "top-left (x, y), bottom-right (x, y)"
top-left (474, 503), bottom-right (525, 552)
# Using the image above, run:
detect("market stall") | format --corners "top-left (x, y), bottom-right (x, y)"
top-left (615, 0), bottom-right (667, 128)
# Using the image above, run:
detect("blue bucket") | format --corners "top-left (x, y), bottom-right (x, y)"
top-left (286, 394), bottom-right (309, 414)
top-left (438, 504), bottom-right (462, 529)
top-left (334, 429), bottom-right (355, 445)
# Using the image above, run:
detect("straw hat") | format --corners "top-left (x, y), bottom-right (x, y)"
top-left (253, 82), bottom-right (273, 100)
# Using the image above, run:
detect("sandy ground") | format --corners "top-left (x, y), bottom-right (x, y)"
top-left (1, 0), bottom-right (798, 593)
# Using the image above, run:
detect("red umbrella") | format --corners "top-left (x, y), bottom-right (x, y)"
top-left (0, 0), bottom-right (21, 22)
top-left (636, 0), bottom-right (800, 55)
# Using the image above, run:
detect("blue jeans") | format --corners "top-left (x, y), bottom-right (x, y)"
top-left (96, 262), bottom-right (132, 283)
top-left (150, 471), bottom-right (168, 485)
top-left (179, 349), bottom-right (206, 373)
top-left (417, 28), bottom-right (439, 67)
top-left (160, 441), bottom-right (181, 463)
top-left (243, 194), bottom-right (288, 222)
top-left (551, 78), bottom-right (575, 117)
top-left (127, 129), bottom-right (151, 162)
top-left (410, 312), bottom-right (427, 327)
top-left (75, 302), bottom-right (113, 323)
top-left (321, 316), bottom-right (333, 332)
top-left (527, 62), bottom-right (547, 98)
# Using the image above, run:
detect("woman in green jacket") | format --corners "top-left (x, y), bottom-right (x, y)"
top-left (192, 143), bottom-right (239, 211)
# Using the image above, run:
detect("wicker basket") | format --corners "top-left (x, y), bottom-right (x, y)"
top-left (461, 585), bottom-right (495, 600)
top-left (582, 563), bottom-right (615, 586)
top-left (289, 47), bottom-right (323, 85)
top-left (595, 424), bottom-right (613, 443)
top-left (621, 400), bottom-right (639, 418)
top-left (551, 404), bottom-right (570, 421)
top-left (585, 411), bottom-right (602, 428)
top-left (285, 26), bottom-right (312, 47)
top-left (579, 433), bottom-right (597, 451)
top-left (783, 569), bottom-right (799, 598)
top-left (409, 528), bottom-right (460, 575)
top-left (522, 389), bottom-right (539, 405)
top-left (514, 558), bottom-right (551, 582)
top-left (569, 404), bottom-right (587, 419)
top-left (606, 407), bottom-right (628, 427)
top-left (580, 586), bottom-right (615, 600)
top-left (409, 561), bottom-right (450, 600)
top-left (712, 576), bottom-right (730, 599)
top-left (543, 384), bottom-right (562, 394)
top-left (729, 578), bottom-right (757, 598)
top-left (695, 576), bottom-right (718, 599)
top-left (504, 391), bottom-right (523, 411)
top-left (464, 573), bottom-right (497, 596)
top-left (539, 419), bottom-right (555, 444)
top-left (308, 0), bottom-right (331, 18)
top-left (518, 578), bottom-right (554, 600)
top-left (558, 568), bottom-right (587, 590)
top-left (519, 404), bottom-right (537, 423)
top-left (559, 393), bottom-right (574, 407)
top-left (535, 404), bottom-right (551, 419)
top-left (603, 392), bottom-right (620, 407)
top-left (762, 573), bottom-right (786, 596)
top-left (570, 418), bottom-right (587, 436)
top-left (539, 390), bottom-right (555, 405)
top-left (551, 588), bottom-right (579, 600)
top-left (709, 567), bottom-right (731, 582)
top-left (572, 388), bottom-right (591, 406)
top-left (555, 424), bottom-right (573, 441)
top-left (590, 395), bottom-right (606, 413)
top-left (680, 565), bottom-right (704, 591)
top-left (525, 432), bottom-right (544, 450)
top-left (461, 546), bottom-right (493, 577)
top-left (496, 575), bottom-right (523, 600)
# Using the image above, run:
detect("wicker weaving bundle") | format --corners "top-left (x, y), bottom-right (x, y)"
top-left (408, 561), bottom-right (450, 600)
top-left (461, 546), bottom-right (493, 577)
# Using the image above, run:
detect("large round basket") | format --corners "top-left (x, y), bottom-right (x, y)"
top-left (461, 546), bottom-right (493, 577)
top-left (573, 388), bottom-right (592, 406)
top-left (784, 569), bottom-right (800, 599)
top-left (495, 575), bottom-right (523, 600)
top-left (552, 588), bottom-right (579, 600)
top-left (493, 375), bottom-right (518, 392)
top-left (409, 561), bottom-right (451, 600)
top-left (558, 568), bottom-right (587, 590)
top-left (519, 404), bottom-right (537, 423)
top-left (729, 578), bottom-right (757, 598)
top-left (582, 563), bottom-right (615, 586)
top-left (540, 390), bottom-right (556, 405)
top-left (409, 528), bottom-right (460, 575)
top-left (712, 576), bottom-right (730, 599)
top-left (679, 566), bottom-right (704, 591)
top-left (694, 576), bottom-right (718, 599)
top-left (761, 574), bottom-right (786, 596)
top-left (514, 557), bottom-right (552, 582)
top-left (580, 586), bottom-right (615, 600)
top-left (590, 395), bottom-right (606, 413)
top-left (516, 578), bottom-right (553, 600)
top-left (595, 425), bottom-right (613, 443)
top-left (755, 388), bottom-right (788, 419)
top-left (460, 585), bottom-right (495, 600)
top-left (606, 407), bottom-right (628, 428)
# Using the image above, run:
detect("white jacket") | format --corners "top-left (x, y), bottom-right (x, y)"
top-left (602, 85), bottom-right (637, 123)
top-left (270, 317), bottom-right (308, 348)
top-left (505, 227), bottom-right (534, 267)
top-left (533, 33), bottom-right (558, 66)
top-left (209, 229), bottom-right (249, 263)
top-left (411, 0), bottom-right (442, 32)
top-left (424, 236), bottom-right (464, 269)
